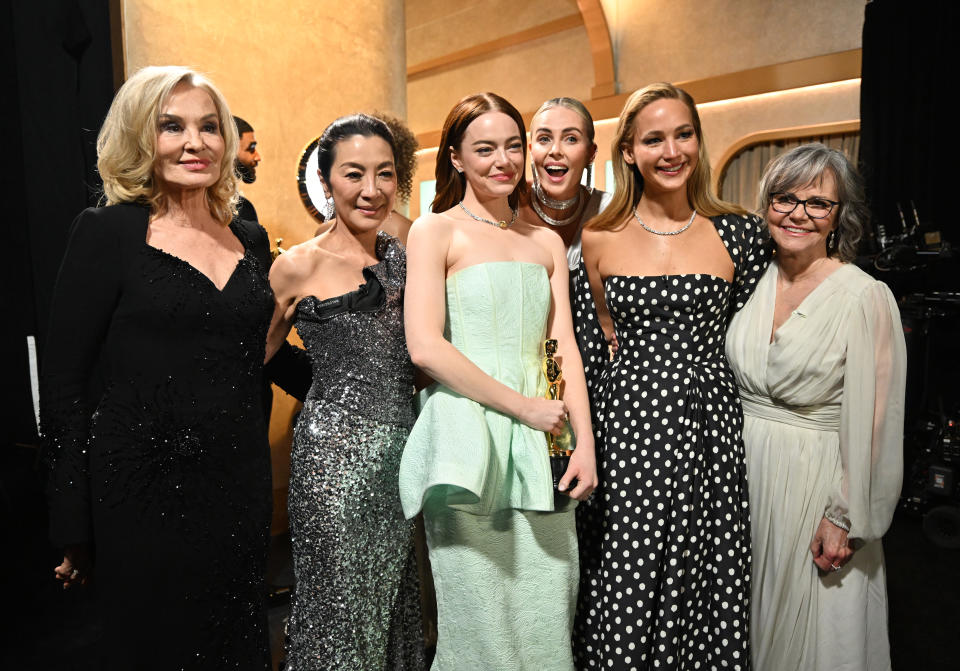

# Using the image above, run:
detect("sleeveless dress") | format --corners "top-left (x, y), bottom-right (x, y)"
top-left (572, 214), bottom-right (768, 671)
top-left (285, 232), bottom-right (424, 670)
top-left (725, 261), bottom-right (906, 671)
top-left (399, 261), bottom-right (578, 671)
top-left (41, 204), bottom-right (274, 670)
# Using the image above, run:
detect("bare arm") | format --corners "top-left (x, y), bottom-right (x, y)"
top-left (404, 217), bottom-right (566, 434)
top-left (264, 251), bottom-right (308, 362)
top-left (582, 228), bottom-right (615, 343)
top-left (541, 233), bottom-right (597, 500)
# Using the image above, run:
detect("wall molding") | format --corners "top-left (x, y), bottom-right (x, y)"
top-left (407, 14), bottom-right (583, 80)
top-left (414, 49), bottom-right (863, 149)
top-left (712, 119), bottom-right (862, 193)
top-left (577, 0), bottom-right (617, 98)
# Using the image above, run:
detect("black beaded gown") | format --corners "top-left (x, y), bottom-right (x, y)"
top-left (41, 203), bottom-right (274, 670)
top-left (285, 232), bottom-right (424, 670)
top-left (572, 214), bottom-right (768, 671)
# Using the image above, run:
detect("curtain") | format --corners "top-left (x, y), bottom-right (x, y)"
top-left (719, 132), bottom-right (860, 213)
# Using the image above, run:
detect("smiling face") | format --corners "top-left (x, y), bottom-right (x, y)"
top-left (766, 170), bottom-right (839, 261)
top-left (450, 111), bottom-right (524, 200)
top-left (155, 83), bottom-right (225, 194)
top-left (622, 98), bottom-right (698, 197)
top-left (530, 106), bottom-right (596, 200)
top-left (320, 134), bottom-right (397, 233)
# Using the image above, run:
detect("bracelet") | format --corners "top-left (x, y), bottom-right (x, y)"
top-left (824, 510), bottom-right (851, 532)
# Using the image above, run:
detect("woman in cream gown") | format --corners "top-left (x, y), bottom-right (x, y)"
top-left (726, 144), bottom-right (906, 671)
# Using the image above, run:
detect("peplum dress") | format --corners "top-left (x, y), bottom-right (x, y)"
top-left (399, 261), bottom-right (578, 671)
top-left (285, 232), bottom-right (424, 670)
top-left (725, 261), bottom-right (906, 671)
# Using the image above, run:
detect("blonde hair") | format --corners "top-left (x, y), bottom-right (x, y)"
top-left (588, 82), bottom-right (746, 232)
top-left (532, 97), bottom-right (596, 144)
top-left (97, 65), bottom-right (239, 225)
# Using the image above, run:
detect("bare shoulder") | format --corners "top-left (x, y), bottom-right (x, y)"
top-left (382, 211), bottom-right (413, 245)
top-left (270, 237), bottom-right (329, 284)
top-left (408, 212), bottom-right (454, 245)
top-left (581, 223), bottom-right (616, 249)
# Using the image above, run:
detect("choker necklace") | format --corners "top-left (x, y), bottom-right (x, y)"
top-left (459, 201), bottom-right (517, 229)
top-left (633, 208), bottom-right (697, 236)
top-left (532, 186), bottom-right (586, 227)
top-left (533, 175), bottom-right (580, 210)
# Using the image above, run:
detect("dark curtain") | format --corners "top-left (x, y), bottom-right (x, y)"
top-left (859, 0), bottom-right (955, 254)
top-left (2, 4), bottom-right (114, 665)
top-left (3, 0), bottom-right (115, 447)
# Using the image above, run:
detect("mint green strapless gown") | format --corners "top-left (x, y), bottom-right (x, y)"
top-left (400, 262), bottom-right (578, 671)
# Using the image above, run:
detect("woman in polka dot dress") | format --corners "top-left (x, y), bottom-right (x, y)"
top-left (574, 83), bottom-right (769, 670)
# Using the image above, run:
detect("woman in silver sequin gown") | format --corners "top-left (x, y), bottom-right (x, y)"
top-left (265, 114), bottom-right (424, 670)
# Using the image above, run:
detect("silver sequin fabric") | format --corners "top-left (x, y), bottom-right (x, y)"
top-left (285, 232), bottom-right (424, 670)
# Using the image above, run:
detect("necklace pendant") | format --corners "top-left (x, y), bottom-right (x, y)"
top-left (498, 221), bottom-right (507, 229)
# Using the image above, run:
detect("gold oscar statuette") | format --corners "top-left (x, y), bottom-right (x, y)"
top-left (541, 339), bottom-right (575, 457)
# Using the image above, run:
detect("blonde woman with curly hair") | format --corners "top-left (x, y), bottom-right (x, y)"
top-left (42, 65), bottom-right (275, 670)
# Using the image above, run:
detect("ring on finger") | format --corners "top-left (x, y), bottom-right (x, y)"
top-left (70, 569), bottom-right (79, 579)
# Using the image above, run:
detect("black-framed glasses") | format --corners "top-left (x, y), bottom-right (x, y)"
top-left (769, 192), bottom-right (839, 219)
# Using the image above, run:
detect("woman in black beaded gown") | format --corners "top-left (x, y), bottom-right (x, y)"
top-left (265, 114), bottom-right (423, 670)
top-left (42, 66), bottom-right (274, 669)
top-left (574, 83), bottom-right (769, 670)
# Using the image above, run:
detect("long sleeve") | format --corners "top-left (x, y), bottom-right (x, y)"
top-left (828, 280), bottom-right (906, 541)
top-left (239, 217), bottom-right (313, 401)
top-left (41, 208), bottom-right (122, 546)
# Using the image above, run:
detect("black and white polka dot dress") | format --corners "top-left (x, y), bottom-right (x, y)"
top-left (572, 214), bottom-right (769, 671)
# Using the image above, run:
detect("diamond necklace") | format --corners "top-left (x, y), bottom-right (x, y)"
top-left (458, 201), bottom-right (517, 229)
top-left (633, 208), bottom-right (697, 236)
top-left (532, 185), bottom-right (587, 227)
top-left (533, 173), bottom-right (580, 209)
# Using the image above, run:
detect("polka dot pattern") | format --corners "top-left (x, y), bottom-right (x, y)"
top-left (572, 214), bottom-right (769, 670)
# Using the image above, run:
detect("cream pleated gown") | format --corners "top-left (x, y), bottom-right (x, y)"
top-left (725, 260), bottom-right (906, 671)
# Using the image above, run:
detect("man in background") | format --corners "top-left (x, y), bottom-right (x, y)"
top-left (233, 116), bottom-right (261, 223)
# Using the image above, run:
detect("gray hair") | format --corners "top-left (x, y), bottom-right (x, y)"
top-left (756, 143), bottom-right (867, 262)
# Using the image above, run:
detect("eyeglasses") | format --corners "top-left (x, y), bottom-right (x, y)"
top-left (769, 192), bottom-right (840, 219)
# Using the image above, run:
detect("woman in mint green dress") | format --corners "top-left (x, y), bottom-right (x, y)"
top-left (400, 92), bottom-right (597, 670)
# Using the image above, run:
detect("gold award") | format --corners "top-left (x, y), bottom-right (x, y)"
top-left (541, 339), bottom-right (575, 456)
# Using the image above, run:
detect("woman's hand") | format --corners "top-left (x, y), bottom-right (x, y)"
top-left (559, 445), bottom-right (598, 501)
top-left (54, 543), bottom-right (92, 589)
top-left (519, 397), bottom-right (568, 435)
top-left (810, 516), bottom-right (854, 573)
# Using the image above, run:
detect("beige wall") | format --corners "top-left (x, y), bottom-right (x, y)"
top-left (406, 0), bottom-right (593, 134)
top-left (123, 0), bottom-right (407, 250)
top-left (601, 0), bottom-right (865, 93)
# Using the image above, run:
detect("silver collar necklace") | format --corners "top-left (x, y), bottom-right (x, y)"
top-left (532, 186), bottom-right (586, 227)
top-left (459, 201), bottom-right (517, 229)
top-left (533, 172), bottom-right (580, 209)
top-left (633, 208), bottom-right (697, 236)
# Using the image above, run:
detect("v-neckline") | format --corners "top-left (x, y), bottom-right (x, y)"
top-left (766, 260), bottom-right (847, 344)
top-left (145, 221), bottom-right (248, 294)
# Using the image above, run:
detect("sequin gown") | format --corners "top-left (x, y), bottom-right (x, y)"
top-left (41, 204), bottom-right (274, 670)
top-left (572, 214), bottom-right (768, 671)
top-left (286, 232), bottom-right (424, 670)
